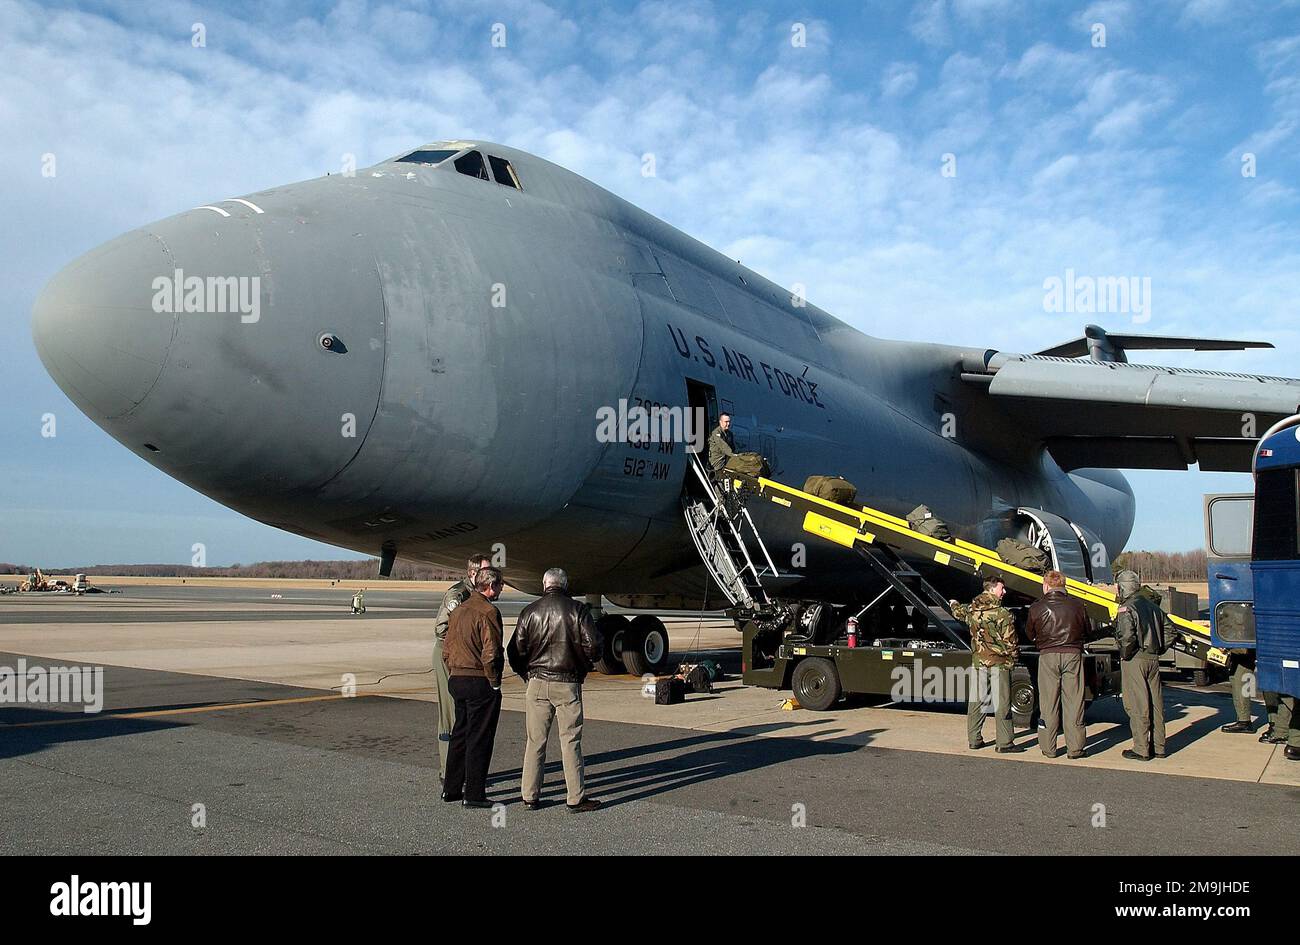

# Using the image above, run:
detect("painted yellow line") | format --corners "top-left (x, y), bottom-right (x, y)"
top-left (0, 692), bottom-right (373, 728)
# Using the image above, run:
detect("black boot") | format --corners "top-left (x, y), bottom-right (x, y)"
top-left (1221, 720), bottom-right (1253, 734)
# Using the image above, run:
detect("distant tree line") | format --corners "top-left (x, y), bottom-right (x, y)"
top-left (0, 549), bottom-right (1210, 586)
top-left (1110, 550), bottom-right (1208, 584)
top-left (0, 559), bottom-right (459, 580)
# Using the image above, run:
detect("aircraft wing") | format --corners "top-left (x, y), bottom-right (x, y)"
top-left (960, 352), bottom-right (1300, 472)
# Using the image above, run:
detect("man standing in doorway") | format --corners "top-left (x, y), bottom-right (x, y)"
top-left (707, 412), bottom-right (735, 477)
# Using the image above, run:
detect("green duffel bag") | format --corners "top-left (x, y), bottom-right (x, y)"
top-left (996, 537), bottom-right (1049, 574)
top-left (906, 504), bottom-right (952, 541)
top-left (803, 475), bottom-right (858, 506)
top-left (724, 451), bottom-right (769, 477)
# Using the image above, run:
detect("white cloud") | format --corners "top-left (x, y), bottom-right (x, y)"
top-left (908, 0), bottom-right (951, 47)
top-left (881, 61), bottom-right (919, 98)
top-left (1177, 0), bottom-right (1236, 24)
top-left (1072, 0), bottom-right (1132, 32)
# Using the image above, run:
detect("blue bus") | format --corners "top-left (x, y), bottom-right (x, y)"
top-left (1252, 416), bottom-right (1300, 700)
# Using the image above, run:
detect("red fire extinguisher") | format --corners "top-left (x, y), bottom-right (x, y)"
top-left (846, 615), bottom-right (858, 648)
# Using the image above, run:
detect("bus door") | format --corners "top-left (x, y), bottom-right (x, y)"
top-left (1204, 492), bottom-right (1255, 649)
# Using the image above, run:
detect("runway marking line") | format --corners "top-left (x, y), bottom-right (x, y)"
top-left (0, 692), bottom-right (374, 728)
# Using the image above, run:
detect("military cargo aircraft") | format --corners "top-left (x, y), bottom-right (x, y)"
top-left (32, 140), bottom-right (1300, 672)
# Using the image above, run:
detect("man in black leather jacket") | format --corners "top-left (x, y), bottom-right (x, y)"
top-left (508, 568), bottom-right (603, 812)
top-left (1025, 570), bottom-right (1092, 759)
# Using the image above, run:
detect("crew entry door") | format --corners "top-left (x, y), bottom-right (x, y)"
top-left (685, 379), bottom-right (717, 494)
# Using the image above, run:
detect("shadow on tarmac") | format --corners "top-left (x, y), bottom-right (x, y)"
top-left (1076, 684), bottom-right (1239, 756)
top-left (0, 707), bottom-right (183, 760)
top-left (487, 721), bottom-right (878, 807)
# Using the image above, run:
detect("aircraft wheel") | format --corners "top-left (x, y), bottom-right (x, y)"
top-left (1011, 666), bottom-right (1039, 729)
top-left (622, 615), bottom-right (671, 676)
top-left (594, 614), bottom-right (630, 675)
top-left (791, 657), bottom-right (841, 711)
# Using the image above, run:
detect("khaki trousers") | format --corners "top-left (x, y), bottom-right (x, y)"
top-left (1283, 696), bottom-right (1300, 748)
top-left (1037, 651), bottom-right (1086, 756)
top-left (433, 637), bottom-right (454, 779)
top-left (1121, 652), bottom-right (1165, 757)
top-left (522, 678), bottom-right (587, 806)
top-left (1265, 690), bottom-right (1293, 734)
top-left (966, 661), bottom-right (1014, 749)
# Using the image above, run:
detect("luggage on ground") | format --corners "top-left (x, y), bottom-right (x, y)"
top-left (654, 677), bottom-right (686, 705)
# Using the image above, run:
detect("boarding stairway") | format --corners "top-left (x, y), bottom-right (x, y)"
top-left (681, 457), bottom-right (1226, 664)
top-left (682, 454), bottom-right (780, 609)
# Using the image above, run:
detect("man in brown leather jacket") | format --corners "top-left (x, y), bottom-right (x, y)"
top-left (509, 568), bottom-right (603, 812)
top-left (1025, 570), bottom-right (1092, 759)
top-left (433, 553), bottom-right (492, 783)
top-left (442, 566), bottom-right (505, 808)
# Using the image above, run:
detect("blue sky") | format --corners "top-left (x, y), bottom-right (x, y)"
top-left (2, 0), bottom-right (1299, 566)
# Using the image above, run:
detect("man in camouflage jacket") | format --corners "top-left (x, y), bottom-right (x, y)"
top-left (952, 576), bottom-right (1022, 752)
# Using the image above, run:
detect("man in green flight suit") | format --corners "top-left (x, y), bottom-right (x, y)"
top-left (706, 412), bottom-right (735, 477)
top-left (434, 553), bottom-right (492, 783)
top-left (1220, 650), bottom-right (1258, 734)
top-left (952, 576), bottom-right (1023, 753)
top-left (1114, 569), bottom-right (1175, 761)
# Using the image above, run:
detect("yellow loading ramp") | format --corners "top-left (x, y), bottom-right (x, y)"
top-left (726, 471), bottom-right (1227, 667)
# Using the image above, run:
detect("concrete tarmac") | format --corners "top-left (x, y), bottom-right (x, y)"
top-left (2, 582), bottom-right (1297, 855)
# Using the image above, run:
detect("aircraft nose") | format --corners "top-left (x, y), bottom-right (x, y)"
top-left (32, 231), bottom-right (177, 420)
top-left (33, 195), bottom-right (390, 505)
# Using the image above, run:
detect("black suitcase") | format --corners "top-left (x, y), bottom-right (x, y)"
top-left (654, 677), bottom-right (686, 705)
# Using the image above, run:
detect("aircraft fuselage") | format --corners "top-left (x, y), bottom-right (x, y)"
top-left (32, 142), bottom-right (1134, 603)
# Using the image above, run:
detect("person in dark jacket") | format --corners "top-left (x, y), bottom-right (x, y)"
top-left (508, 568), bottom-right (603, 812)
top-left (1114, 570), bottom-right (1173, 760)
top-left (432, 553), bottom-right (492, 783)
top-left (1025, 570), bottom-right (1092, 759)
top-left (442, 566), bottom-right (505, 808)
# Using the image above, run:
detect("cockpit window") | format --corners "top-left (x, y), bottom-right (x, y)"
top-left (488, 155), bottom-right (522, 190)
top-left (396, 148), bottom-right (458, 166)
top-left (454, 150), bottom-right (490, 181)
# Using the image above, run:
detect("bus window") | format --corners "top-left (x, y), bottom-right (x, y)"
top-left (1252, 468), bottom-right (1299, 561)
top-left (1207, 494), bottom-right (1253, 558)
